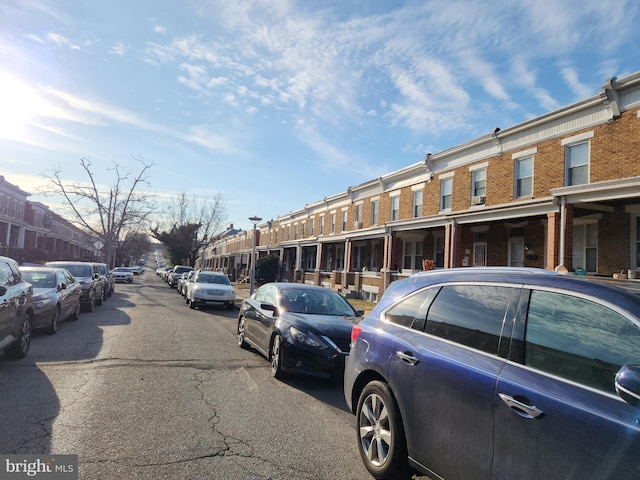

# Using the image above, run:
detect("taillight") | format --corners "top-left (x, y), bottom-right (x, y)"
top-left (350, 325), bottom-right (363, 344)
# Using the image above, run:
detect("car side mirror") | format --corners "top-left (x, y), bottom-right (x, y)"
top-left (615, 364), bottom-right (640, 407)
top-left (260, 303), bottom-right (279, 316)
top-left (356, 309), bottom-right (365, 317)
top-left (59, 283), bottom-right (66, 291)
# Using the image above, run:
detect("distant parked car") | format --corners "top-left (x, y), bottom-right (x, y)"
top-left (44, 261), bottom-right (104, 312)
top-left (168, 265), bottom-right (193, 288)
top-left (95, 262), bottom-right (114, 299)
top-left (185, 271), bottom-right (235, 310)
top-left (0, 256), bottom-right (34, 359)
top-left (177, 270), bottom-right (195, 296)
top-left (237, 283), bottom-right (362, 379)
top-left (344, 267), bottom-right (640, 480)
top-left (21, 266), bottom-right (82, 334)
top-left (112, 267), bottom-right (133, 284)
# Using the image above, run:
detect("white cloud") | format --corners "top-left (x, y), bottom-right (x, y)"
top-left (109, 42), bottom-right (128, 55)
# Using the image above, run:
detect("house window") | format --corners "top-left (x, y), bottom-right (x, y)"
top-left (440, 178), bottom-right (452, 210)
top-left (319, 216), bottom-right (324, 235)
top-left (565, 142), bottom-right (589, 186)
top-left (390, 196), bottom-right (400, 221)
top-left (413, 190), bottom-right (422, 218)
top-left (330, 213), bottom-right (335, 234)
top-left (403, 241), bottom-right (423, 271)
top-left (355, 204), bottom-right (362, 224)
top-left (573, 223), bottom-right (598, 272)
top-left (294, 224), bottom-right (298, 240)
top-left (471, 169), bottom-right (486, 204)
top-left (353, 245), bottom-right (365, 270)
top-left (371, 200), bottom-right (379, 225)
top-left (515, 157), bottom-right (533, 198)
top-left (342, 210), bottom-right (348, 232)
top-left (301, 222), bottom-right (305, 238)
top-left (310, 218), bottom-right (315, 236)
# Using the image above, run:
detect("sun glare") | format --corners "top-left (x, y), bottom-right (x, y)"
top-left (0, 71), bottom-right (43, 140)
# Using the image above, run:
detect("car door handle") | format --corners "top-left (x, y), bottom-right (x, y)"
top-left (396, 351), bottom-right (419, 366)
top-left (499, 393), bottom-right (544, 419)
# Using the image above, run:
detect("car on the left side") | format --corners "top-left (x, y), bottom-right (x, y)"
top-left (0, 256), bottom-right (35, 359)
top-left (20, 266), bottom-right (82, 335)
top-left (44, 261), bottom-right (104, 312)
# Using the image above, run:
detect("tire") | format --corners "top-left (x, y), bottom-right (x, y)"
top-left (70, 299), bottom-right (81, 321)
top-left (95, 288), bottom-right (103, 306)
top-left (270, 334), bottom-right (285, 379)
top-left (46, 306), bottom-right (60, 335)
top-left (237, 317), bottom-right (247, 348)
top-left (189, 297), bottom-right (196, 309)
top-left (5, 314), bottom-right (32, 359)
top-left (85, 293), bottom-right (95, 312)
top-left (356, 381), bottom-right (410, 480)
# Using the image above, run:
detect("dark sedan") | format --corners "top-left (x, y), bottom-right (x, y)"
top-left (237, 283), bottom-right (363, 379)
top-left (21, 267), bottom-right (82, 334)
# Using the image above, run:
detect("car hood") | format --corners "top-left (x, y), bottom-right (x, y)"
top-left (32, 287), bottom-right (58, 297)
top-left (282, 312), bottom-right (358, 338)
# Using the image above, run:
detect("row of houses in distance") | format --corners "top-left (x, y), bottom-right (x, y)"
top-left (0, 176), bottom-right (99, 263)
top-left (199, 71), bottom-right (640, 302)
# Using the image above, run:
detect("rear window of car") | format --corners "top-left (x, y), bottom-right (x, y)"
top-left (424, 285), bottom-right (517, 355)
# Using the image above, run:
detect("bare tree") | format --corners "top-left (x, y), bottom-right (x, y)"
top-left (42, 157), bottom-right (156, 268)
top-left (151, 192), bottom-right (226, 267)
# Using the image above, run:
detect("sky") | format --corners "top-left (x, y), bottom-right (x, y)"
top-left (1, 0), bottom-right (639, 231)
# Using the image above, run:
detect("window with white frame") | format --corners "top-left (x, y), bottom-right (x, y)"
top-left (352, 244), bottom-right (365, 270)
top-left (515, 157), bottom-right (533, 198)
top-left (413, 190), bottom-right (423, 218)
top-left (301, 222), bottom-right (305, 238)
top-left (320, 216), bottom-right (324, 235)
top-left (310, 218), bottom-right (315, 236)
top-left (573, 222), bottom-right (598, 272)
top-left (440, 178), bottom-right (452, 210)
top-left (371, 199), bottom-right (379, 225)
top-left (341, 210), bottom-right (348, 232)
top-left (565, 141), bottom-right (590, 186)
top-left (330, 213), bottom-right (335, 234)
top-left (390, 195), bottom-right (400, 221)
top-left (471, 168), bottom-right (486, 204)
top-left (355, 204), bottom-right (362, 224)
top-left (294, 224), bottom-right (298, 240)
top-left (403, 240), bottom-right (424, 271)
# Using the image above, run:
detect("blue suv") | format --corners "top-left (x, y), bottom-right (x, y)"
top-left (344, 268), bottom-right (640, 480)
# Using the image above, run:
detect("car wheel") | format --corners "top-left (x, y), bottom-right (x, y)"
top-left (237, 317), bottom-right (247, 348)
top-left (85, 293), bottom-right (95, 312)
top-left (70, 300), bottom-right (81, 321)
top-left (95, 289), bottom-right (103, 306)
top-left (189, 297), bottom-right (196, 309)
top-left (46, 306), bottom-right (61, 335)
top-left (356, 381), bottom-right (410, 480)
top-left (270, 334), bottom-right (285, 379)
top-left (5, 314), bottom-right (32, 359)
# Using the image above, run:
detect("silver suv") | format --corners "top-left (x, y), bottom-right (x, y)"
top-left (0, 256), bottom-right (34, 359)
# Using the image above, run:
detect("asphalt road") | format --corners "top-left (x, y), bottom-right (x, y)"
top-left (0, 272), bottom-right (374, 479)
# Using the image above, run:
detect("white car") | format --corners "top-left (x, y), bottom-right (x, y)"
top-left (185, 271), bottom-right (235, 310)
top-left (112, 267), bottom-right (133, 283)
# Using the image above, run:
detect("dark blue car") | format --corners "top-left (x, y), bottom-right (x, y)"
top-left (344, 267), bottom-right (640, 480)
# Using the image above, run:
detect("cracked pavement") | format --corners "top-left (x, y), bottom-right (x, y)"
top-left (0, 273), bottom-right (370, 479)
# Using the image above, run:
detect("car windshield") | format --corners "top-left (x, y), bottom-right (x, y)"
top-left (57, 264), bottom-right (92, 278)
top-left (114, 267), bottom-right (131, 272)
top-left (280, 289), bottom-right (355, 316)
top-left (197, 274), bottom-right (230, 285)
top-left (23, 271), bottom-right (56, 288)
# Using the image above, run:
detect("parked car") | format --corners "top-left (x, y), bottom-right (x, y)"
top-left (185, 271), bottom-right (235, 310)
top-left (21, 266), bottom-right (82, 334)
top-left (177, 270), bottom-right (195, 296)
top-left (344, 267), bottom-right (640, 480)
top-left (95, 262), bottom-right (114, 299)
top-left (112, 267), bottom-right (134, 283)
top-left (0, 256), bottom-right (34, 358)
top-left (130, 265), bottom-right (144, 275)
top-left (44, 261), bottom-right (104, 311)
top-left (168, 265), bottom-right (193, 288)
top-left (237, 283), bottom-right (363, 378)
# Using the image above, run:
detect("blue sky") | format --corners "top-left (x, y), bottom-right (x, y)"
top-left (1, 0), bottom-right (639, 231)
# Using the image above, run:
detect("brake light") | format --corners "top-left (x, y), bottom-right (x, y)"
top-left (351, 325), bottom-right (363, 343)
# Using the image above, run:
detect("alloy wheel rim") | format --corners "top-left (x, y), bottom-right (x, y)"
top-left (359, 393), bottom-right (392, 467)
top-left (238, 319), bottom-right (245, 345)
top-left (271, 336), bottom-right (280, 374)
